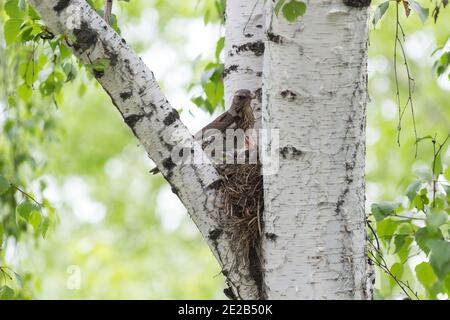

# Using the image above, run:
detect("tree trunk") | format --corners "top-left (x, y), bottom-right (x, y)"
top-left (221, 0), bottom-right (266, 299)
top-left (29, 0), bottom-right (372, 300)
top-left (224, 0), bottom-right (264, 128)
top-left (260, 0), bottom-right (371, 299)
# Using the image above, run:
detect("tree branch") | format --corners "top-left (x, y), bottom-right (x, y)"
top-left (28, 0), bottom-right (254, 299)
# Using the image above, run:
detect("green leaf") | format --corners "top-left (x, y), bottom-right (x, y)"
top-left (376, 218), bottom-right (399, 242)
top-left (389, 262), bottom-right (404, 289)
top-left (444, 272), bottom-right (450, 294)
top-left (12, 271), bottom-right (24, 288)
top-left (3, 18), bottom-right (23, 44)
top-left (409, 0), bottom-right (429, 23)
top-left (415, 227), bottom-right (443, 254)
top-left (371, 202), bottom-right (401, 221)
top-left (4, 0), bottom-right (26, 19)
top-left (415, 262), bottom-right (437, 289)
top-left (215, 37), bottom-right (224, 61)
top-left (426, 209), bottom-right (448, 229)
top-left (415, 167), bottom-right (433, 182)
top-left (40, 216), bottom-right (51, 238)
top-left (373, 1), bottom-right (390, 26)
top-left (27, 5), bottom-right (40, 20)
top-left (394, 234), bottom-right (408, 253)
top-left (412, 189), bottom-right (429, 211)
top-left (282, 0), bottom-right (307, 22)
top-left (396, 236), bottom-right (413, 261)
top-left (439, 52), bottom-right (450, 69)
top-left (203, 8), bottom-right (210, 25)
top-left (397, 222), bottom-right (413, 235)
top-left (29, 211), bottom-right (41, 231)
top-left (203, 75), bottom-right (224, 112)
top-left (0, 175), bottom-right (10, 195)
top-left (200, 68), bottom-right (215, 85)
top-left (59, 43), bottom-right (72, 60)
top-left (427, 239), bottom-right (450, 278)
top-left (16, 200), bottom-right (40, 222)
top-left (63, 63), bottom-right (78, 82)
top-left (17, 83), bottom-right (32, 101)
top-left (0, 286), bottom-right (15, 300)
top-left (405, 180), bottom-right (422, 202)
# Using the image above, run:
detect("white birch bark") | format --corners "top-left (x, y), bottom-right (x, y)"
top-left (261, 0), bottom-right (371, 299)
top-left (222, 0), bottom-right (265, 299)
top-left (224, 0), bottom-right (264, 128)
top-left (28, 0), bottom-right (256, 299)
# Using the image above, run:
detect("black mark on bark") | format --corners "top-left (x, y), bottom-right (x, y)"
top-left (124, 114), bottom-right (142, 128)
top-left (92, 69), bottom-right (104, 78)
top-left (73, 22), bottom-right (98, 52)
top-left (232, 41), bottom-right (265, 57)
top-left (123, 59), bottom-right (134, 75)
top-left (223, 65), bottom-right (238, 78)
top-left (162, 157), bottom-right (176, 171)
top-left (254, 88), bottom-right (262, 103)
top-left (267, 32), bottom-right (283, 44)
top-left (104, 46), bottom-right (119, 67)
top-left (280, 145), bottom-right (303, 160)
top-left (280, 90), bottom-right (297, 101)
top-left (163, 110), bottom-right (180, 126)
top-left (223, 287), bottom-right (237, 300)
top-left (170, 184), bottom-right (180, 196)
top-left (120, 91), bottom-right (133, 101)
top-left (343, 0), bottom-right (371, 7)
top-left (265, 233), bottom-right (278, 241)
top-left (209, 228), bottom-right (223, 241)
top-left (335, 186), bottom-right (350, 215)
top-left (207, 179), bottom-right (222, 191)
top-left (53, 0), bottom-right (71, 12)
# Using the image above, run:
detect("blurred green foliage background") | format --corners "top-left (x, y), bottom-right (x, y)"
top-left (0, 0), bottom-right (449, 299)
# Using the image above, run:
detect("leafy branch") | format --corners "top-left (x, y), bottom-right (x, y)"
top-left (369, 135), bottom-right (450, 299)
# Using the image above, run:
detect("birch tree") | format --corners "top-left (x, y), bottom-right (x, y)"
top-left (261, 0), bottom-right (371, 299)
top-left (9, 0), bottom-right (372, 299)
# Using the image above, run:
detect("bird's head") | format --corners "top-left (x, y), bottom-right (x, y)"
top-left (231, 89), bottom-right (254, 116)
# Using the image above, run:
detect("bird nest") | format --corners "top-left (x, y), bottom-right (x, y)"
top-left (217, 163), bottom-right (264, 268)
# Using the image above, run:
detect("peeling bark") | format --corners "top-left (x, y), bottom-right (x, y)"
top-left (261, 0), bottom-right (371, 299)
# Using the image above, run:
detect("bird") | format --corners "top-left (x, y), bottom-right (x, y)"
top-left (202, 89), bottom-right (255, 135)
top-left (104, 0), bottom-right (113, 25)
top-left (150, 89), bottom-right (255, 174)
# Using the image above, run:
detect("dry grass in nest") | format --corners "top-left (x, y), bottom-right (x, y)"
top-left (218, 163), bottom-right (264, 267)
